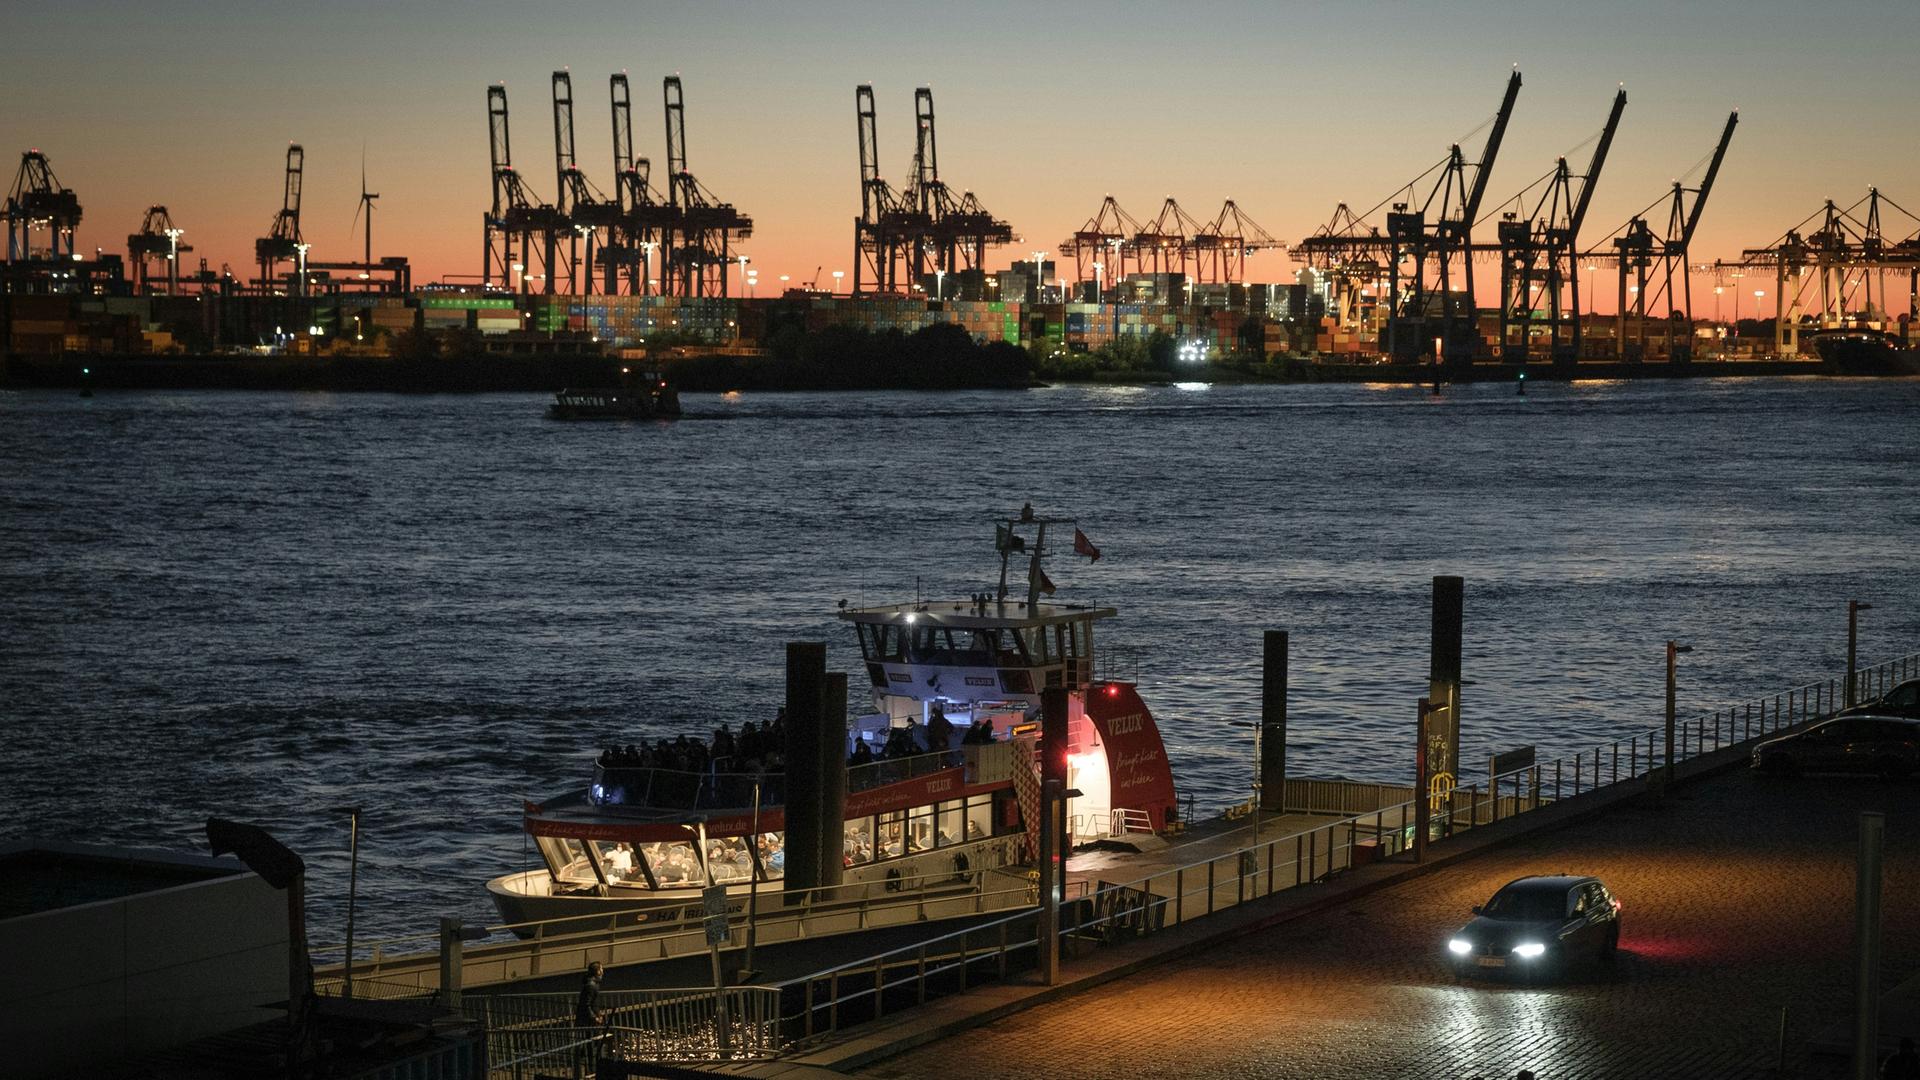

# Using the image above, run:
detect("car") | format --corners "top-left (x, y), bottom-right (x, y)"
top-left (1750, 714), bottom-right (1920, 778)
top-left (1447, 875), bottom-right (1620, 981)
top-left (1838, 678), bottom-right (1920, 722)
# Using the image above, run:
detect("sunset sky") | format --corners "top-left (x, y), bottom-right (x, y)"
top-left (5, 0), bottom-right (1916, 311)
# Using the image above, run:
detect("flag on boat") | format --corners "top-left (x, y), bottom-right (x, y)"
top-left (1037, 568), bottom-right (1057, 595)
top-left (1073, 528), bottom-right (1101, 562)
top-left (996, 524), bottom-right (1025, 553)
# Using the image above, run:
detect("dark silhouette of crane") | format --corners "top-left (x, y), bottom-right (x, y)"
top-left (254, 144), bottom-right (306, 292)
top-left (661, 75), bottom-right (751, 297)
top-left (5, 150), bottom-right (82, 264)
top-left (1606, 111), bottom-right (1738, 360)
top-left (1495, 85), bottom-right (1627, 363)
top-left (128, 206), bottom-right (190, 294)
top-left (483, 84), bottom-right (565, 294)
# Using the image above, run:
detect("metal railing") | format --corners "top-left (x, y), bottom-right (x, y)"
top-left (766, 649), bottom-right (1920, 1054)
top-left (467, 985), bottom-right (783, 1071)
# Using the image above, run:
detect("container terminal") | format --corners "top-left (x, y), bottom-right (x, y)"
top-left (4, 71), bottom-right (1918, 376)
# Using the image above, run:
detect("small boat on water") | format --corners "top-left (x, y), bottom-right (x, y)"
top-left (485, 508), bottom-right (1181, 930)
top-left (548, 366), bottom-right (682, 420)
top-left (1810, 329), bottom-right (1920, 376)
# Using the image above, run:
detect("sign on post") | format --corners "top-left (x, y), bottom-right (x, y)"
top-left (702, 884), bottom-right (731, 945)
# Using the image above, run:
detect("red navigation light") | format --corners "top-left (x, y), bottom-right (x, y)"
top-left (1105, 685), bottom-right (1120, 698)
top-left (1611, 898), bottom-right (1622, 912)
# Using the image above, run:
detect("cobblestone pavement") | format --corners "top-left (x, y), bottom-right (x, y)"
top-left (857, 768), bottom-right (1920, 1079)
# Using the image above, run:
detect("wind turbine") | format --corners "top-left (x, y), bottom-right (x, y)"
top-left (348, 145), bottom-right (379, 268)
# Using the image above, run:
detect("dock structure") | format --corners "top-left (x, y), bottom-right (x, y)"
top-left (307, 648), bottom-right (1920, 1076)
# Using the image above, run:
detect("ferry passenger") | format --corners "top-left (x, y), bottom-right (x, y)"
top-left (604, 843), bottom-right (635, 880)
top-left (849, 738), bottom-right (875, 766)
top-left (928, 705), bottom-right (955, 763)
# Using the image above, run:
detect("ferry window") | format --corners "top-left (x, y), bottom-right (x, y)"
top-left (641, 841), bottom-right (702, 889)
top-left (844, 817), bottom-right (875, 866)
top-left (907, 804), bottom-right (936, 854)
top-left (937, 802), bottom-right (964, 847)
top-left (705, 836), bottom-right (755, 885)
top-left (856, 625), bottom-right (877, 661)
top-left (591, 841), bottom-right (647, 887)
top-left (966, 795), bottom-right (994, 841)
top-left (755, 831), bottom-right (786, 882)
top-left (543, 837), bottom-right (599, 886)
top-left (878, 810), bottom-right (907, 859)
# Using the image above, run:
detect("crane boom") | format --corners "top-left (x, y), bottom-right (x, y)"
top-left (1681, 111), bottom-right (1739, 248)
top-left (552, 71), bottom-right (577, 214)
top-left (664, 75), bottom-right (688, 209)
top-left (1462, 69), bottom-right (1522, 227)
top-left (1569, 87), bottom-right (1627, 239)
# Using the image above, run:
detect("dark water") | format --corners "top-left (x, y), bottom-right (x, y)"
top-left (3, 377), bottom-right (1917, 949)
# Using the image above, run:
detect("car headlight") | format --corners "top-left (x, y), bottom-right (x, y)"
top-left (1448, 938), bottom-right (1472, 955)
top-left (1512, 942), bottom-right (1546, 959)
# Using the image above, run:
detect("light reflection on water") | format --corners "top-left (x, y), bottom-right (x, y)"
top-left (1, 376), bottom-right (1916, 942)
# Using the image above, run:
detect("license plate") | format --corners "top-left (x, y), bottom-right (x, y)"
top-left (1476, 956), bottom-right (1506, 967)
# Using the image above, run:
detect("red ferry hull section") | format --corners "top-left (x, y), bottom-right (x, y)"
top-left (1084, 682), bottom-right (1178, 832)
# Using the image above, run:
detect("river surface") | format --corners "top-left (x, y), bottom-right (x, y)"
top-left (2, 377), bottom-right (1916, 949)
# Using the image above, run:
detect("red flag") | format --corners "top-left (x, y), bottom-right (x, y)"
top-left (1037, 568), bottom-right (1057, 595)
top-left (1073, 528), bottom-right (1101, 563)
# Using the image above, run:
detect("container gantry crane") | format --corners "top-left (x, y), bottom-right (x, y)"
top-left (662, 75), bottom-right (752, 297)
top-left (5, 150), bottom-right (83, 263)
top-left (852, 84), bottom-right (925, 295)
top-left (1059, 196), bottom-right (1142, 297)
top-left (482, 84), bottom-right (565, 294)
top-left (1385, 69), bottom-right (1522, 362)
top-left (1188, 200), bottom-right (1283, 286)
top-left (128, 206), bottom-right (190, 295)
top-left (254, 144), bottom-right (306, 293)
top-left (552, 70), bottom-right (624, 295)
top-left (604, 72), bottom-right (667, 295)
top-left (1494, 85), bottom-right (1626, 363)
top-left (1593, 110), bottom-right (1737, 360)
top-left (897, 87), bottom-right (1011, 299)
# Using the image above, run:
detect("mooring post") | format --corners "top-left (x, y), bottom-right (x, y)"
top-left (1260, 630), bottom-right (1288, 814)
top-left (439, 917), bottom-right (464, 1009)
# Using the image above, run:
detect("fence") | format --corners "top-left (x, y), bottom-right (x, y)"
top-left (768, 649), bottom-right (1919, 1055)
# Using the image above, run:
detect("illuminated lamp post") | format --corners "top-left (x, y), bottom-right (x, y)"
top-left (639, 241), bottom-right (657, 295)
top-left (737, 254), bottom-right (749, 297)
top-left (293, 242), bottom-right (310, 298)
top-left (934, 268), bottom-right (946, 303)
top-left (164, 227), bottom-right (184, 296)
top-left (832, 270), bottom-right (845, 295)
top-left (1030, 250), bottom-right (1048, 304)
top-left (1092, 261), bottom-right (1103, 304)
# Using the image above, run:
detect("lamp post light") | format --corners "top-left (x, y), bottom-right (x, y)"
top-left (1848, 600), bottom-right (1874, 708)
top-left (163, 227), bottom-right (184, 296)
top-left (332, 806), bottom-right (362, 998)
top-left (639, 241), bottom-right (657, 295)
top-left (737, 254), bottom-right (749, 297)
top-left (1092, 261), bottom-right (1103, 304)
top-left (511, 261), bottom-right (525, 295)
top-left (1755, 289), bottom-right (1766, 324)
top-left (1665, 640), bottom-right (1693, 789)
top-left (832, 270), bottom-right (845, 295)
top-left (934, 268), bottom-right (946, 303)
top-left (293, 243), bottom-right (310, 298)
top-left (1030, 250), bottom-right (1048, 304)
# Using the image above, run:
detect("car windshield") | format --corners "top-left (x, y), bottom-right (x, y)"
top-left (1483, 884), bottom-right (1565, 921)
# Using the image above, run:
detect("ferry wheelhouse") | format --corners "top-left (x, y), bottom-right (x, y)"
top-left (486, 510), bottom-right (1179, 929)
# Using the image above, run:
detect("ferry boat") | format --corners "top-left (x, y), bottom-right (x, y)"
top-left (1811, 329), bottom-right (1920, 376)
top-left (485, 508), bottom-right (1180, 930)
top-left (548, 366), bottom-right (682, 420)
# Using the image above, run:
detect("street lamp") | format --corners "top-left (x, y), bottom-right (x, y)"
top-left (511, 261), bottom-right (525, 294)
top-left (737, 254), bottom-right (749, 296)
top-left (330, 806), bottom-right (362, 998)
top-left (1665, 640), bottom-right (1694, 789)
top-left (934, 268), bottom-right (946, 303)
top-left (1848, 600), bottom-right (1874, 708)
top-left (1030, 249), bottom-right (1048, 304)
top-left (163, 227), bottom-right (184, 296)
top-left (1092, 261), bottom-right (1103, 303)
top-left (639, 241), bottom-right (657, 295)
top-left (832, 270), bottom-right (845, 295)
top-left (293, 242), bottom-right (310, 298)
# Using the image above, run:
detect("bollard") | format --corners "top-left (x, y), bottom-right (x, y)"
top-left (1574, 755), bottom-right (1582, 795)
top-left (1746, 702), bottom-right (1753, 739)
top-left (1630, 736), bottom-right (1638, 777)
top-left (1612, 741), bottom-right (1619, 784)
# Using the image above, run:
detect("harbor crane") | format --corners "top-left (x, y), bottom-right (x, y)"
top-left (1724, 180), bottom-right (1920, 355)
top-left (661, 75), bottom-right (752, 297)
top-left (1296, 69), bottom-right (1522, 361)
top-left (1592, 110), bottom-right (1737, 360)
top-left (898, 87), bottom-right (1012, 298)
top-left (254, 144), bottom-right (306, 293)
top-left (482, 83), bottom-right (565, 294)
top-left (551, 70), bottom-right (622, 294)
top-left (1059, 196), bottom-right (1142, 297)
top-left (605, 72), bottom-right (666, 295)
top-left (5, 150), bottom-right (83, 263)
top-left (1130, 198), bottom-right (1205, 280)
top-left (127, 206), bottom-right (190, 294)
top-left (852, 84), bottom-right (927, 295)
top-left (1189, 201), bottom-right (1283, 286)
top-left (1493, 85), bottom-right (1626, 363)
